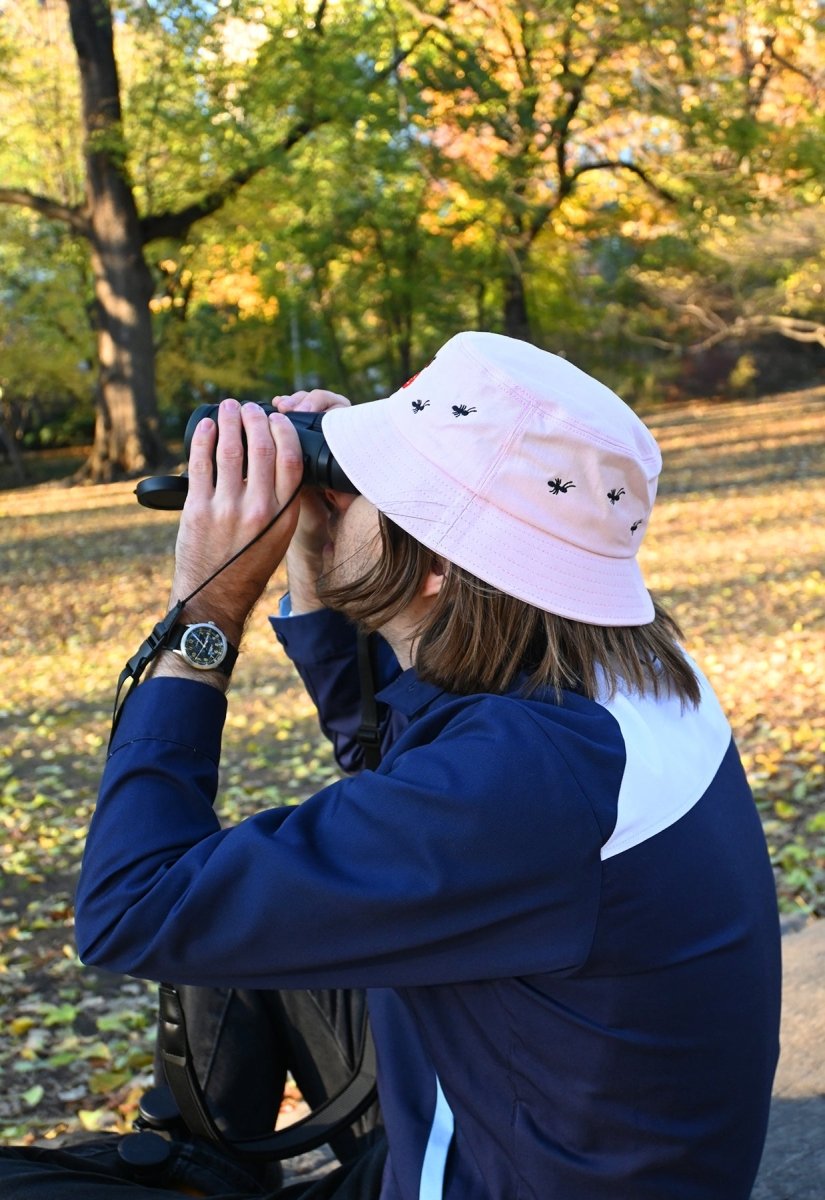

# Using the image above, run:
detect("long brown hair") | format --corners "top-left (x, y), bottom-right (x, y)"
top-left (321, 514), bottom-right (700, 705)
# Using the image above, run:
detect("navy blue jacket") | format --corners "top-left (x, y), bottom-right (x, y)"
top-left (75, 608), bottom-right (780, 1200)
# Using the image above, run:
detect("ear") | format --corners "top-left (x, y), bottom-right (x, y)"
top-left (420, 558), bottom-right (445, 599)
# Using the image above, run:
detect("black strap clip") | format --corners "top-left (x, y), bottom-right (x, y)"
top-left (110, 601), bottom-right (186, 745)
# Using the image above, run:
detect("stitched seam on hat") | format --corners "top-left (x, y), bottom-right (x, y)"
top-left (437, 397), bottom-right (533, 543)
top-left (340, 385), bottom-right (482, 532)
top-left (459, 336), bottom-right (661, 465)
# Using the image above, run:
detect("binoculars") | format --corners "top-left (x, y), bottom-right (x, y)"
top-left (136, 402), bottom-right (356, 510)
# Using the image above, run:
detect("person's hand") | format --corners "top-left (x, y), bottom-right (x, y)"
top-left (272, 389), bottom-right (353, 613)
top-left (273, 388), bottom-right (351, 555)
top-left (168, 398), bottom-right (304, 647)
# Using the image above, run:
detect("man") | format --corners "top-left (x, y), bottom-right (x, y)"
top-left (0, 333), bottom-right (780, 1198)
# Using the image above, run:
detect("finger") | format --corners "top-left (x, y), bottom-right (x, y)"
top-left (241, 401), bottom-right (276, 501)
top-left (268, 412), bottom-right (305, 511)
top-left (304, 389), bottom-right (351, 411)
top-left (273, 392), bottom-right (309, 412)
top-left (186, 417), bottom-right (218, 502)
top-left (213, 398), bottom-right (245, 495)
top-left (293, 485), bottom-right (330, 540)
top-left (277, 389), bottom-right (351, 413)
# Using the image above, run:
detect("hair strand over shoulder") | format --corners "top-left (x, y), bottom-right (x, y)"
top-left (321, 516), bottom-right (700, 707)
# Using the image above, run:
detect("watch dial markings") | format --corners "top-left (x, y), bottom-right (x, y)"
top-left (182, 624), bottom-right (227, 669)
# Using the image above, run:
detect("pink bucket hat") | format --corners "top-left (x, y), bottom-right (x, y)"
top-left (321, 331), bottom-right (662, 626)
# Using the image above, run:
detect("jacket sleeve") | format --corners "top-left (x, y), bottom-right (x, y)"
top-left (74, 677), bottom-right (605, 991)
top-left (269, 604), bottom-right (403, 772)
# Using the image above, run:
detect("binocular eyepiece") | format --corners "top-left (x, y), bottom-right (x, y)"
top-left (135, 402), bottom-right (357, 510)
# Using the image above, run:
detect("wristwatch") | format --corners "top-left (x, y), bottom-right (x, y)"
top-left (167, 622), bottom-right (238, 676)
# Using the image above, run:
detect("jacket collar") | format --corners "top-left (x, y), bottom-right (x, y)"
top-left (376, 668), bottom-right (446, 719)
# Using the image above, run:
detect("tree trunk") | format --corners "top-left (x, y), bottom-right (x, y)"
top-left (0, 402), bottom-right (27, 486)
top-left (68, 0), bottom-right (164, 481)
top-left (81, 240), bottom-right (163, 480)
top-left (502, 265), bottom-right (533, 344)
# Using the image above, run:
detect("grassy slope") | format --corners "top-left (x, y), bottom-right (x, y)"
top-left (0, 386), bottom-right (823, 1142)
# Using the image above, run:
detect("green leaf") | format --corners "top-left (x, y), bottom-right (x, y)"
top-left (21, 1084), bottom-right (44, 1107)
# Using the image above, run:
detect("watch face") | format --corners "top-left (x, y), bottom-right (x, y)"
top-left (181, 623), bottom-right (228, 670)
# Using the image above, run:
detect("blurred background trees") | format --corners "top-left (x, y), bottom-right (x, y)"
top-left (0, 0), bottom-right (822, 481)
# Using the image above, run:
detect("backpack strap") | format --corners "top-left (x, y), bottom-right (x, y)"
top-left (157, 983), bottom-right (378, 1160)
top-left (158, 633), bottom-right (384, 1158)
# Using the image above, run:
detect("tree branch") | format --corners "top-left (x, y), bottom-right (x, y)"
top-left (396, 0), bottom-right (454, 36)
top-left (140, 4), bottom-right (441, 247)
top-left (0, 188), bottom-right (90, 236)
top-left (554, 51), bottom-right (607, 204)
top-left (139, 119), bottom-right (323, 244)
top-left (379, 12), bottom-right (445, 81)
top-left (567, 159), bottom-right (679, 204)
top-left (630, 312), bottom-right (825, 353)
top-left (312, 0), bottom-right (328, 34)
top-left (688, 314), bottom-right (825, 352)
top-left (770, 45), bottom-right (822, 90)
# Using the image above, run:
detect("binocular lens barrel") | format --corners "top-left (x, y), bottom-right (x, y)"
top-left (185, 403), bottom-right (357, 495)
top-left (135, 401), bottom-right (357, 510)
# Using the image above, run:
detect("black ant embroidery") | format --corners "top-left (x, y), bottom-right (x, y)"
top-left (607, 488), bottom-right (626, 505)
top-left (630, 519), bottom-right (644, 534)
top-left (452, 404), bottom-right (477, 417)
top-left (411, 399), bottom-right (430, 413)
top-left (548, 478), bottom-right (576, 495)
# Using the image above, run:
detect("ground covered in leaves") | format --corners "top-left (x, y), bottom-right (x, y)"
top-left (1, 386), bottom-right (823, 1146)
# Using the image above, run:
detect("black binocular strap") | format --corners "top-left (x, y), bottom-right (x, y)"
top-left (355, 633), bottom-right (383, 772)
top-left (157, 983), bottom-right (378, 1160)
